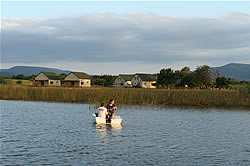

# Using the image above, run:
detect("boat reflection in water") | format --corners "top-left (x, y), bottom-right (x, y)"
top-left (95, 123), bottom-right (122, 133)
top-left (94, 123), bottom-right (122, 145)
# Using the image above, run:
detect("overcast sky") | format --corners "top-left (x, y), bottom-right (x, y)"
top-left (1, 1), bottom-right (250, 74)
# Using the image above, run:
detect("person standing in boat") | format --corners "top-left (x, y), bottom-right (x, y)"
top-left (95, 103), bottom-right (108, 118)
top-left (106, 99), bottom-right (118, 119)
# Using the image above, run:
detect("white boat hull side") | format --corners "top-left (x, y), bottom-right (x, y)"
top-left (110, 118), bottom-right (122, 124)
top-left (95, 117), bottom-right (106, 124)
top-left (95, 116), bottom-right (122, 125)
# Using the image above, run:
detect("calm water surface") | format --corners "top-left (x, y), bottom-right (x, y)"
top-left (1, 100), bottom-right (250, 166)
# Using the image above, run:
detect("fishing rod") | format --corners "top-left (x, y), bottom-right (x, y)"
top-left (119, 110), bottom-right (134, 116)
top-left (109, 104), bottom-right (135, 117)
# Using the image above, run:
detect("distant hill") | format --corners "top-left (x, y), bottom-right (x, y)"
top-left (211, 63), bottom-right (250, 81)
top-left (1, 63), bottom-right (249, 81)
top-left (0, 70), bottom-right (14, 77)
top-left (0, 66), bottom-right (72, 77)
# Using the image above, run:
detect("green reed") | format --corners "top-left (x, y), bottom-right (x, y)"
top-left (0, 84), bottom-right (249, 107)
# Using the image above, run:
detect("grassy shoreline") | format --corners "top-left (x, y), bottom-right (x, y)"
top-left (0, 84), bottom-right (249, 108)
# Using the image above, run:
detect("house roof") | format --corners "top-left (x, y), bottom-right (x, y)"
top-left (119, 74), bottom-right (134, 81)
top-left (136, 74), bottom-right (157, 81)
top-left (41, 72), bottom-right (62, 80)
top-left (71, 72), bottom-right (90, 79)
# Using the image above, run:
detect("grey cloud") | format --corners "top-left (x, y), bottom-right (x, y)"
top-left (2, 13), bottom-right (250, 65)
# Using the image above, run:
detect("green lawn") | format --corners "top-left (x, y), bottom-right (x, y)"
top-left (5, 79), bottom-right (33, 84)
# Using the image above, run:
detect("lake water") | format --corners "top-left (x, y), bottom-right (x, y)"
top-left (1, 100), bottom-right (250, 166)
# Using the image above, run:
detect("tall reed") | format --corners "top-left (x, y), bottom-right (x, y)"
top-left (0, 84), bottom-right (249, 107)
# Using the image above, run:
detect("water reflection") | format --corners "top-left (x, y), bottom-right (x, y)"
top-left (95, 124), bottom-right (122, 135)
top-left (2, 100), bottom-right (250, 166)
top-left (95, 124), bottom-right (122, 144)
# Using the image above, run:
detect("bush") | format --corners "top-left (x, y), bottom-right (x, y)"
top-left (16, 81), bottom-right (23, 84)
top-left (215, 77), bottom-right (230, 89)
top-left (0, 78), bottom-right (7, 84)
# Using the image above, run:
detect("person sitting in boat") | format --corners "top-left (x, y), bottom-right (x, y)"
top-left (95, 102), bottom-right (108, 118)
top-left (106, 99), bottom-right (118, 119)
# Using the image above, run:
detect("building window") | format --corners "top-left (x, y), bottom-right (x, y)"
top-left (56, 81), bottom-right (58, 83)
top-left (144, 82), bottom-right (147, 85)
top-left (87, 81), bottom-right (89, 84)
top-left (81, 82), bottom-right (84, 85)
top-left (50, 81), bottom-right (53, 84)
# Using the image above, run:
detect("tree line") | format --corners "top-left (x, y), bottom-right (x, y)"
top-left (0, 65), bottom-right (249, 90)
top-left (157, 65), bottom-right (235, 89)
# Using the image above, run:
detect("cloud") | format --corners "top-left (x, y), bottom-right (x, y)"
top-left (1, 13), bottom-right (250, 69)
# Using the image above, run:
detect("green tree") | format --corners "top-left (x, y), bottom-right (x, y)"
top-left (16, 80), bottom-right (23, 85)
top-left (180, 72), bottom-right (198, 88)
top-left (102, 75), bottom-right (116, 86)
top-left (94, 78), bottom-right (105, 86)
top-left (181, 67), bottom-right (190, 76)
top-left (91, 75), bottom-right (117, 86)
top-left (0, 78), bottom-right (7, 84)
top-left (16, 74), bottom-right (25, 79)
top-left (194, 65), bottom-right (212, 88)
top-left (59, 73), bottom-right (67, 79)
top-left (174, 70), bottom-right (183, 79)
top-left (215, 77), bottom-right (230, 89)
top-left (157, 68), bottom-right (175, 87)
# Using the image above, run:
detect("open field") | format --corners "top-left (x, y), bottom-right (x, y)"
top-left (4, 79), bottom-right (33, 85)
top-left (0, 84), bottom-right (249, 107)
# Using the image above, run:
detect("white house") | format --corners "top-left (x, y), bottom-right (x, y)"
top-left (63, 72), bottom-right (91, 87)
top-left (34, 72), bottom-right (61, 86)
top-left (114, 74), bottom-right (134, 87)
top-left (131, 74), bottom-right (157, 88)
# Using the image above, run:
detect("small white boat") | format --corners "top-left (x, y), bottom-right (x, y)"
top-left (94, 115), bottom-right (122, 125)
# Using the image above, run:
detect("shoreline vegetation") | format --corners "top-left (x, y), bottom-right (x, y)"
top-left (0, 84), bottom-right (249, 108)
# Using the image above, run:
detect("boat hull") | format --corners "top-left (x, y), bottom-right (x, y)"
top-left (95, 116), bottom-right (122, 125)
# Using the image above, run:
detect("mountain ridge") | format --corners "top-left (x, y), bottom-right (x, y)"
top-left (210, 63), bottom-right (250, 81)
top-left (1, 63), bottom-right (249, 81)
top-left (0, 66), bottom-right (72, 77)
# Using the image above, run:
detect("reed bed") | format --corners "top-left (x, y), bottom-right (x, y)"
top-left (0, 84), bottom-right (249, 107)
